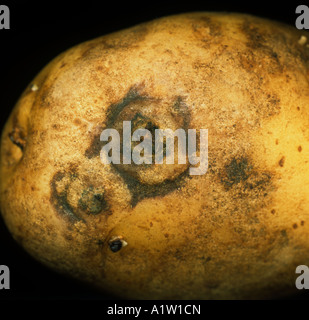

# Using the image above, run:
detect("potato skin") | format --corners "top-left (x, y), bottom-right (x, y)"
top-left (1, 12), bottom-right (309, 299)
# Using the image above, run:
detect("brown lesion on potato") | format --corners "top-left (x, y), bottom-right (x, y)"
top-left (221, 157), bottom-right (251, 187)
top-left (8, 113), bottom-right (27, 151)
top-left (85, 86), bottom-right (147, 159)
top-left (39, 85), bottom-right (52, 108)
top-left (85, 85), bottom-right (192, 206)
top-left (50, 171), bottom-right (79, 223)
top-left (50, 167), bottom-right (111, 222)
top-left (84, 125), bottom-right (105, 159)
top-left (280, 229), bottom-right (289, 246)
top-left (78, 185), bottom-right (110, 215)
top-left (239, 20), bottom-right (289, 75)
top-left (241, 18), bottom-right (309, 72)
top-left (8, 126), bottom-right (26, 151)
top-left (220, 156), bottom-right (273, 199)
top-left (113, 164), bottom-right (190, 207)
top-left (278, 156), bottom-right (285, 167)
top-left (109, 90), bottom-right (191, 206)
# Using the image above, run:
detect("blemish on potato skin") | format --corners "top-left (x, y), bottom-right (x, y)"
top-left (84, 86), bottom-right (146, 159)
top-left (78, 186), bottom-right (110, 215)
top-left (8, 127), bottom-right (26, 151)
top-left (222, 157), bottom-right (251, 187)
top-left (106, 86), bottom-right (148, 126)
top-left (241, 20), bottom-right (281, 69)
top-left (271, 209), bottom-right (276, 214)
top-left (278, 156), bottom-right (285, 167)
top-left (298, 146), bottom-right (302, 152)
top-left (280, 229), bottom-right (289, 246)
top-left (84, 126), bottom-right (104, 159)
top-left (84, 86), bottom-right (192, 206)
top-left (293, 223), bottom-right (298, 229)
top-left (113, 164), bottom-right (190, 207)
top-left (74, 118), bottom-right (82, 126)
top-left (50, 171), bottom-right (80, 223)
top-left (218, 155), bottom-right (274, 217)
top-left (50, 167), bottom-right (111, 222)
top-left (52, 124), bottom-right (60, 129)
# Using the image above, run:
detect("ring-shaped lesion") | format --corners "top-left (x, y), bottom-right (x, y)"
top-left (102, 86), bottom-right (193, 206)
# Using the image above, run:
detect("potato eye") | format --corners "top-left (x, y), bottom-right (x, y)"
top-left (108, 236), bottom-right (128, 253)
top-left (109, 240), bottom-right (123, 252)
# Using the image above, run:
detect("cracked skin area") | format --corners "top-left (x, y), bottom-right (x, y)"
top-left (1, 12), bottom-right (309, 299)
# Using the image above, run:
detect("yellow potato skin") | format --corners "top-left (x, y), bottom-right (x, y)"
top-left (1, 12), bottom-right (309, 299)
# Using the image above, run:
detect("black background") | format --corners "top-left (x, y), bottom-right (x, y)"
top-left (0, 0), bottom-right (308, 302)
